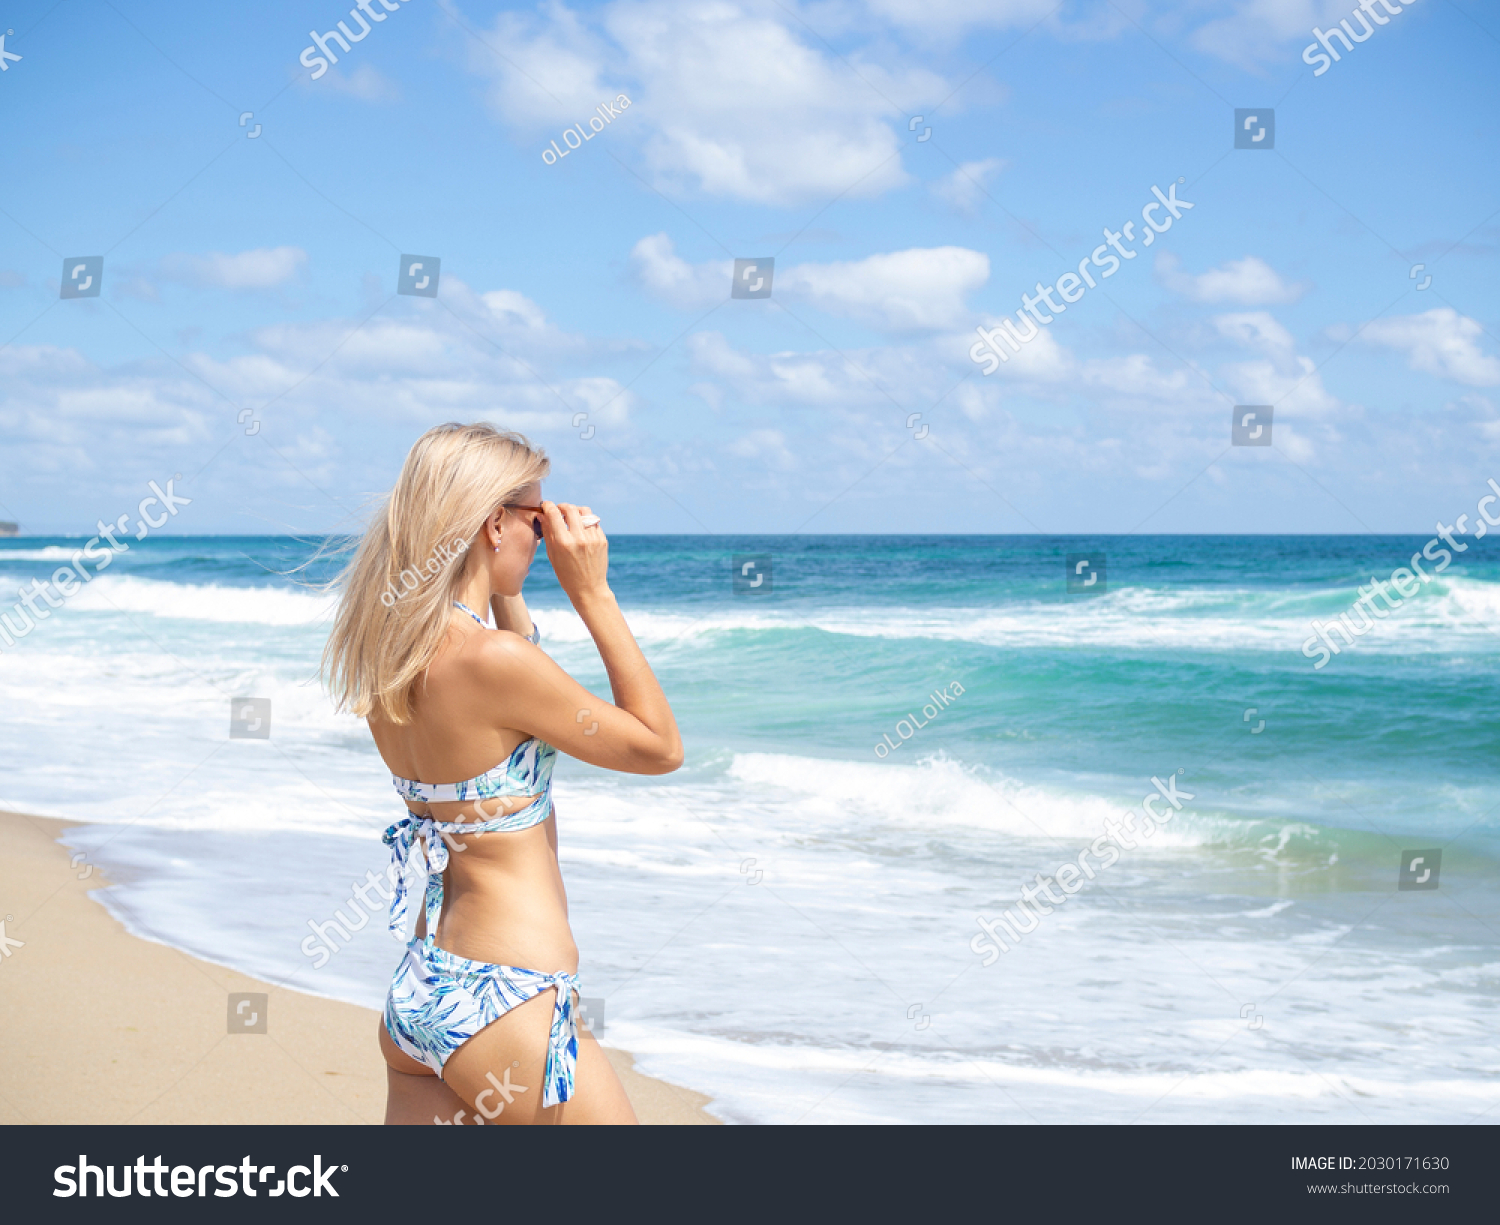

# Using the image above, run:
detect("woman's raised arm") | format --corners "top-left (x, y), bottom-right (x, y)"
top-left (477, 501), bottom-right (682, 774)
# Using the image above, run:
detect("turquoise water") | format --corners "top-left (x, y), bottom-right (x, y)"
top-left (2, 534), bottom-right (1497, 1122)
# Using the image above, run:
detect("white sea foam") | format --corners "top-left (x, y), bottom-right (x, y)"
top-left (620, 1027), bottom-right (1500, 1103)
top-left (0, 546), bottom-right (80, 561)
top-left (4, 568), bottom-right (1493, 654)
top-left (62, 575), bottom-right (337, 626)
top-left (518, 583), bottom-right (1500, 655)
top-left (725, 750), bottom-right (1230, 849)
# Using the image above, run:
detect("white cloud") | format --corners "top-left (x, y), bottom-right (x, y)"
top-left (1080, 354), bottom-right (1195, 400)
top-left (931, 158), bottom-right (1007, 215)
top-left (685, 330), bottom-right (890, 408)
top-left (1471, 397), bottom-right (1500, 442)
top-left (461, 0), bottom-right (616, 127)
top-left (1358, 308), bottom-right (1500, 387)
top-left (320, 63), bottom-right (401, 101)
top-left (1189, 0), bottom-right (1353, 69)
top-left (784, 0), bottom-right (1356, 74)
top-left (0, 343), bottom-right (216, 476)
top-left (857, 0), bottom-right (1063, 38)
top-left (0, 279), bottom-right (640, 490)
top-left (1157, 252), bottom-right (1307, 305)
top-left (952, 380), bottom-right (1004, 423)
top-left (676, 301), bottom-right (1348, 485)
top-left (629, 234), bottom-right (730, 310)
top-left (685, 331), bottom-right (758, 380)
top-left (1213, 311), bottom-right (1298, 360)
top-left (781, 247), bottom-right (989, 330)
top-left (632, 234), bottom-right (988, 330)
top-left (479, 289), bottom-right (551, 331)
top-left (1225, 356), bottom-right (1338, 427)
top-left (726, 428), bottom-right (796, 469)
top-left (464, 0), bottom-right (948, 204)
top-left (235, 279), bottom-right (606, 384)
top-left (1212, 311), bottom-right (1341, 427)
top-left (160, 247), bottom-right (308, 290)
top-left (968, 315), bottom-right (1074, 381)
top-left (688, 381), bottom-right (724, 410)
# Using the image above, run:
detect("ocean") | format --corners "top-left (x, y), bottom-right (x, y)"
top-left (2, 533), bottom-right (1497, 1123)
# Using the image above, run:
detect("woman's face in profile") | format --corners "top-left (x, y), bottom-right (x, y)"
top-left (492, 482), bottom-right (543, 596)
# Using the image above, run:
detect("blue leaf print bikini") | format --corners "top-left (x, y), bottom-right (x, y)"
top-left (381, 601), bottom-right (582, 1109)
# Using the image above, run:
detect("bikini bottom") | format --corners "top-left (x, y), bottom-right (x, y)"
top-left (384, 937), bottom-right (580, 1110)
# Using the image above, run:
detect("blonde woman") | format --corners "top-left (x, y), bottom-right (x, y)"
top-left (324, 422), bottom-right (683, 1125)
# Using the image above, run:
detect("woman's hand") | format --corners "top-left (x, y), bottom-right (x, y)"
top-left (541, 501), bottom-right (608, 606)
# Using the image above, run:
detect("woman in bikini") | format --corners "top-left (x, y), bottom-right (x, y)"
top-left (322, 422), bottom-right (683, 1124)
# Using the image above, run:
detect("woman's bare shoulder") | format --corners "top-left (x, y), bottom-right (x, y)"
top-left (467, 626), bottom-right (551, 688)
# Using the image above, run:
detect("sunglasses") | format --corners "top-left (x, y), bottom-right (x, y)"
top-left (503, 503), bottom-right (545, 540)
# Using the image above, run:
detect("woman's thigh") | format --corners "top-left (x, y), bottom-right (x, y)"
top-left (440, 991), bottom-right (637, 1125)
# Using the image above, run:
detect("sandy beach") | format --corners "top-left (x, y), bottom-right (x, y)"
top-left (0, 809), bottom-right (717, 1125)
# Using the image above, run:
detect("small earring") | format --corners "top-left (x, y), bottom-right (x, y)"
top-left (493, 524), bottom-right (503, 553)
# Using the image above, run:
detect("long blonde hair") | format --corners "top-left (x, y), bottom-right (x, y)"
top-left (322, 422), bottom-right (549, 724)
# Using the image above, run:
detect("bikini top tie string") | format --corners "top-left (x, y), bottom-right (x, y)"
top-left (381, 815), bottom-right (453, 939)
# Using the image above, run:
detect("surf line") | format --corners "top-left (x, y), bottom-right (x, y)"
top-left (970, 771), bottom-right (1194, 965)
top-left (0, 475), bottom-right (191, 651)
top-left (874, 682), bottom-right (965, 758)
top-left (542, 95), bottom-right (632, 165)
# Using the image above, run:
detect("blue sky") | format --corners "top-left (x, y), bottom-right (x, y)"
top-left (1, 0), bottom-right (1497, 535)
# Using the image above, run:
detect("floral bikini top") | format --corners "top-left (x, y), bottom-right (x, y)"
top-left (381, 601), bottom-right (558, 940)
